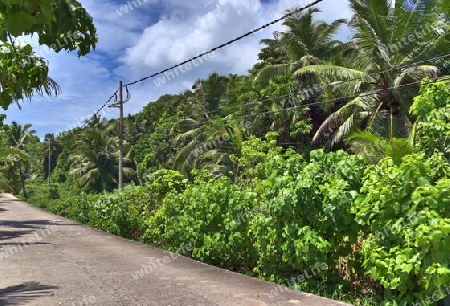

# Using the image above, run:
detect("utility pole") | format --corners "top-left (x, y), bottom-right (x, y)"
top-left (118, 80), bottom-right (124, 192)
top-left (48, 138), bottom-right (51, 187)
top-left (109, 80), bottom-right (128, 192)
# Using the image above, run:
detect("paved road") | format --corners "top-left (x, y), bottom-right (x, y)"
top-left (0, 193), bottom-right (348, 306)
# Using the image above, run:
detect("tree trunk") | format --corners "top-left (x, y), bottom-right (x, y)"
top-left (18, 160), bottom-right (27, 198)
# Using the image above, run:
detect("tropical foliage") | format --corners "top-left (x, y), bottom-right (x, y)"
top-left (0, 0), bottom-right (97, 109)
top-left (4, 1), bottom-right (450, 305)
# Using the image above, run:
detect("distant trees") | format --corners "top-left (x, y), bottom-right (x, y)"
top-left (67, 116), bottom-right (134, 192)
top-left (2, 122), bottom-right (36, 197)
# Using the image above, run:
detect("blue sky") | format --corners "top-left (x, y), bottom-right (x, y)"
top-left (4, 0), bottom-right (353, 138)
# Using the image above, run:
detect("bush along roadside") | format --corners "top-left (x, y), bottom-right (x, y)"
top-left (22, 136), bottom-right (450, 306)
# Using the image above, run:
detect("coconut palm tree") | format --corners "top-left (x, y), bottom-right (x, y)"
top-left (4, 122), bottom-right (36, 198)
top-left (69, 116), bottom-right (134, 192)
top-left (253, 7), bottom-right (348, 87)
top-left (172, 74), bottom-right (250, 178)
top-left (294, 0), bottom-right (450, 148)
top-left (172, 119), bottom-right (248, 178)
top-left (43, 133), bottom-right (61, 180)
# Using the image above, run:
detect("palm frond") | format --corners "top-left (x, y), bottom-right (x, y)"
top-left (347, 130), bottom-right (414, 165)
top-left (295, 65), bottom-right (376, 84)
top-left (253, 63), bottom-right (299, 87)
top-left (312, 94), bottom-right (379, 146)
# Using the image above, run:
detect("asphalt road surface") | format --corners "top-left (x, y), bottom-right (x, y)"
top-left (0, 193), bottom-right (349, 306)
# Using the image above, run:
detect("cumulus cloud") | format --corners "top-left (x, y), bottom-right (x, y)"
top-left (5, 0), bottom-right (352, 137)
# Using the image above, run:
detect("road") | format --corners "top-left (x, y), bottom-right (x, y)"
top-left (0, 193), bottom-right (348, 306)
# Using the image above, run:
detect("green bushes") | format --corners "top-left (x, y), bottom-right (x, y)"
top-left (91, 188), bottom-right (140, 239)
top-left (251, 149), bottom-right (366, 283)
top-left (410, 80), bottom-right (450, 160)
top-left (142, 173), bottom-right (258, 271)
top-left (355, 154), bottom-right (450, 305)
top-left (89, 170), bottom-right (187, 240)
top-left (23, 130), bottom-right (450, 306)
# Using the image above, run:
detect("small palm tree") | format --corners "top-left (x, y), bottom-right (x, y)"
top-left (172, 119), bottom-right (247, 178)
top-left (4, 122), bottom-right (36, 197)
top-left (172, 74), bottom-right (249, 178)
top-left (347, 130), bottom-right (414, 165)
top-left (69, 116), bottom-right (134, 192)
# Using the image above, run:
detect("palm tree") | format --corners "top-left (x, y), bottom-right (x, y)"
top-left (172, 119), bottom-right (247, 178)
top-left (43, 133), bottom-right (61, 180)
top-left (69, 116), bottom-right (134, 192)
top-left (4, 122), bottom-right (36, 198)
top-left (172, 74), bottom-right (250, 178)
top-left (251, 7), bottom-right (349, 142)
top-left (0, 147), bottom-right (26, 193)
top-left (294, 0), bottom-right (450, 148)
top-left (253, 7), bottom-right (347, 87)
top-left (347, 130), bottom-right (414, 165)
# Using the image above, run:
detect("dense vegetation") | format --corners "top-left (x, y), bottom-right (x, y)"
top-left (1, 0), bottom-right (450, 305)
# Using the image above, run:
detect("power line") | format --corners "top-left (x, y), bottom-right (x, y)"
top-left (72, 0), bottom-right (326, 131)
top-left (195, 52), bottom-right (450, 118)
top-left (174, 75), bottom-right (450, 130)
top-left (70, 51), bottom-right (450, 137)
top-left (79, 89), bottom-right (119, 129)
top-left (72, 0), bottom-right (450, 133)
top-left (121, 0), bottom-right (325, 88)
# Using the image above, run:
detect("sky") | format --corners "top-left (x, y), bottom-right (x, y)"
top-left (4, 0), bottom-right (355, 139)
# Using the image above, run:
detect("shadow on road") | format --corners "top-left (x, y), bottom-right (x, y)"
top-left (0, 219), bottom-right (82, 244)
top-left (0, 220), bottom-right (57, 242)
top-left (0, 282), bottom-right (59, 306)
top-left (0, 220), bottom-right (56, 229)
top-left (0, 230), bottom-right (34, 241)
top-left (0, 242), bottom-right (51, 246)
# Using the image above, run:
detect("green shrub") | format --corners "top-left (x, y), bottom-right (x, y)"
top-left (410, 80), bottom-right (450, 159)
top-left (354, 154), bottom-right (450, 304)
top-left (142, 175), bottom-right (258, 272)
top-left (91, 189), bottom-right (140, 239)
top-left (48, 184), bottom-right (59, 199)
top-left (251, 149), bottom-right (366, 283)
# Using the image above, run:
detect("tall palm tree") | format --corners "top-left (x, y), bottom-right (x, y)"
top-left (43, 133), bottom-right (61, 180)
top-left (294, 0), bottom-right (450, 148)
top-left (253, 7), bottom-right (347, 87)
top-left (4, 122), bottom-right (36, 198)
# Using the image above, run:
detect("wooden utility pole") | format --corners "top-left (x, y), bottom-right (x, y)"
top-left (118, 80), bottom-right (124, 192)
top-left (48, 138), bottom-right (51, 187)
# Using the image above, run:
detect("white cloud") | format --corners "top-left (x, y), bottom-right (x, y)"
top-left (5, 0), bottom-right (352, 138)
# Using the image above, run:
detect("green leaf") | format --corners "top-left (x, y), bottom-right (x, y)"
top-left (5, 12), bottom-right (35, 36)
